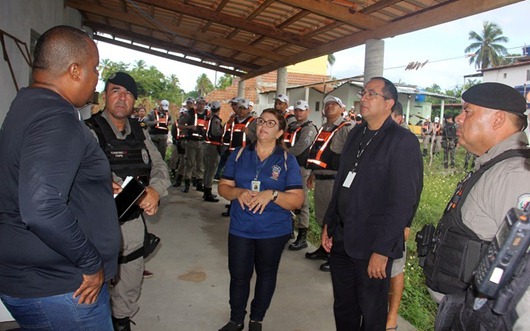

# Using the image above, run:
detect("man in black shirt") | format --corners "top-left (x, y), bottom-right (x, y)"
top-left (0, 25), bottom-right (121, 330)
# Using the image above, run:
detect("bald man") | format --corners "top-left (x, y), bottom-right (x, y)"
top-left (0, 26), bottom-right (120, 330)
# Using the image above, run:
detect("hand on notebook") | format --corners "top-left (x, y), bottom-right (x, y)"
top-left (139, 186), bottom-right (160, 216)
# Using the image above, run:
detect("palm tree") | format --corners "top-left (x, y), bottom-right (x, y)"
top-left (464, 21), bottom-right (508, 70)
top-left (195, 74), bottom-right (214, 97)
top-left (327, 53), bottom-right (336, 75)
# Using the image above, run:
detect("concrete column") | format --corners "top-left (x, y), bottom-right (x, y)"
top-left (440, 99), bottom-right (445, 122)
top-left (238, 80), bottom-right (245, 98)
top-left (276, 67), bottom-right (287, 95)
top-left (364, 39), bottom-right (384, 82)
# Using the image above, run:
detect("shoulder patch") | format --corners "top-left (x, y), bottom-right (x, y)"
top-left (517, 193), bottom-right (530, 210)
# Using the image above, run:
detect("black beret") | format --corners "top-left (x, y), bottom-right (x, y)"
top-left (462, 82), bottom-right (526, 116)
top-left (106, 72), bottom-right (138, 100)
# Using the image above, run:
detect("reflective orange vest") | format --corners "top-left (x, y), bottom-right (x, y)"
top-left (306, 121), bottom-right (350, 170)
top-left (204, 114), bottom-right (223, 146)
top-left (229, 116), bottom-right (255, 151)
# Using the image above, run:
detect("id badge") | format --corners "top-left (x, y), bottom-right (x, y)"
top-left (342, 171), bottom-right (356, 188)
top-left (251, 180), bottom-right (261, 192)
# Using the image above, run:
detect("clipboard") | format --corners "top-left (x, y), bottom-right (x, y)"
top-left (114, 176), bottom-right (146, 222)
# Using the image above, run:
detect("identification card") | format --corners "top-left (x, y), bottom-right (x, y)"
top-left (342, 171), bottom-right (356, 188)
top-left (251, 180), bottom-right (261, 192)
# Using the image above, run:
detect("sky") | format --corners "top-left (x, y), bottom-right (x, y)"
top-left (96, 0), bottom-right (530, 93)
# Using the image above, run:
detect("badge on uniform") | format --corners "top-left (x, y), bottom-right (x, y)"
top-left (251, 180), bottom-right (261, 192)
top-left (342, 171), bottom-right (356, 188)
top-left (517, 193), bottom-right (530, 210)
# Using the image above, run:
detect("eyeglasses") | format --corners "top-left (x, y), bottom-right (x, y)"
top-left (358, 89), bottom-right (388, 100)
top-left (256, 118), bottom-right (278, 128)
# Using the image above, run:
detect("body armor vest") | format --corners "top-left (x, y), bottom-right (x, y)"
top-left (306, 121), bottom-right (350, 170)
top-left (149, 110), bottom-right (169, 135)
top-left (423, 149), bottom-right (530, 295)
top-left (283, 121), bottom-right (316, 166)
top-left (205, 114), bottom-right (223, 145)
top-left (229, 116), bottom-right (255, 151)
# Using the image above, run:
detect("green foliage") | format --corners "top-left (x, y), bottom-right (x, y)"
top-left (195, 73), bottom-right (214, 97)
top-left (98, 58), bottom-right (184, 106)
top-left (216, 74), bottom-right (234, 90)
top-left (465, 21), bottom-right (509, 70)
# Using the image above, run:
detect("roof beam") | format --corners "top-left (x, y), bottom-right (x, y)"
top-left (279, 0), bottom-right (386, 30)
top-left (94, 35), bottom-right (244, 76)
top-left (133, 0), bottom-right (321, 49)
top-left (87, 22), bottom-right (260, 72)
top-left (241, 0), bottom-right (524, 80)
top-left (67, 0), bottom-right (283, 61)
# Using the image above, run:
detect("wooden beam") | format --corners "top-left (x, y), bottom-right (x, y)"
top-left (94, 35), bottom-right (245, 76)
top-left (279, 0), bottom-right (386, 30)
top-left (86, 22), bottom-right (260, 71)
top-left (66, 0), bottom-right (283, 61)
top-left (133, 0), bottom-right (320, 49)
top-left (241, 0), bottom-right (523, 80)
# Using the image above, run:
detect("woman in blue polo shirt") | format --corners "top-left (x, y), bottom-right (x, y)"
top-left (218, 108), bottom-right (304, 331)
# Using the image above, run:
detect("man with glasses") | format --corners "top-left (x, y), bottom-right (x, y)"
top-left (306, 95), bottom-right (353, 271)
top-left (322, 77), bottom-right (423, 330)
top-left (283, 100), bottom-right (318, 251)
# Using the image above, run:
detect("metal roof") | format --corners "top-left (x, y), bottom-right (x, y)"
top-left (65, 0), bottom-right (522, 80)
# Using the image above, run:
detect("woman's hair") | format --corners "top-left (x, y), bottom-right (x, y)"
top-left (260, 108), bottom-right (287, 149)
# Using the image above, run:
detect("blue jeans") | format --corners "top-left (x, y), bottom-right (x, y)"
top-left (0, 283), bottom-right (113, 331)
top-left (228, 233), bottom-right (290, 324)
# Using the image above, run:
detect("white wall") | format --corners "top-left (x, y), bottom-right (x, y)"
top-left (0, 0), bottom-right (83, 321)
top-left (482, 64), bottom-right (530, 87)
top-left (0, 0), bottom-right (83, 126)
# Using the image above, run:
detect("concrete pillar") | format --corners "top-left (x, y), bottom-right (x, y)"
top-left (440, 99), bottom-right (445, 123)
top-left (364, 39), bottom-right (384, 82)
top-left (276, 67), bottom-right (287, 96)
top-left (238, 80), bottom-right (245, 98)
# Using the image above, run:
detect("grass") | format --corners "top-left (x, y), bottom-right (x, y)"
top-left (304, 148), bottom-right (472, 331)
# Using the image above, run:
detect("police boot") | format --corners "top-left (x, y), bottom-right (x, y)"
top-left (112, 316), bottom-right (131, 331)
top-left (182, 179), bottom-right (190, 193)
top-left (173, 175), bottom-right (182, 188)
top-left (204, 187), bottom-right (219, 202)
top-left (192, 177), bottom-right (198, 187)
top-left (196, 179), bottom-right (204, 192)
top-left (288, 228), bottom-right (308, 251)
top-left (422, 148), bottom-right (427, 157)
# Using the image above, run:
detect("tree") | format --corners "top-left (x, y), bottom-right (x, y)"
top-left (195, 74), bottom-right (214, 96)
top-left (464, 21), bottom-right (508, 70)
top-left (216, 73), bottom-right (233, 90)
top-left (98, 59), bottom-right (184, 106)
top-left (327, 53), bottom-right (336, 74)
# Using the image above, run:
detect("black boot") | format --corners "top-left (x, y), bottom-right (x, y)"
top-left (305, 245), bottom-right (329, 260)
top-left (112, 316), bottom-right (131, 331)
top-left (173, 175), bottom-right (182, 188)
top-left (222, 203), bottom-right (231, 217)
top-left (196, 179), bottom-right (204, 192)
top-left (192, 177), bottom-right (197, 187)
top-left (288, 228), bottom-right (308, 251)
top-left (204, 187), bottom-right (219, 202)
top-left (320, 259), bottom-right (330, 272)
top-left (182, 179), bottom-right (190, 193)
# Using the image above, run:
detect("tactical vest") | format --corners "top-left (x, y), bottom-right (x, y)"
top-left (423, 149), bottom-right (530, 295)
top-left (85, 115), bottom-right (152, 221)
top-left (222, 114), bottom-right (236, 146)
top-left (149, 109), bottom-right (170, 135)
top-left (229, 116), bottom-right (255, 151)
top-left (444, 122), bottom-right (457, 140)
top-left (205, 114), bottom-right (223, 146)
top-left (190, 110), bottom-right (209, 141)
top-left (283, 121), bottom-right (317, 166)
top-left (306, 121), bottom-right (350, 170)
top-left (452, 252), bottom-right (530, 331)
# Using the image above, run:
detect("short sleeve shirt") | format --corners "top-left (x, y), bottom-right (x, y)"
top-left (222, 144), bottom-right (302, 239)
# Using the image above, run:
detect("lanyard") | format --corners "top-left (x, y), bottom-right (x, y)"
top-left (352, 127), bottom-right (379, 171)
top-left (254, 147), bottom-right (275, 180)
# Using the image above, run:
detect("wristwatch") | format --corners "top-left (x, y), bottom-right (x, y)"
top-left (272, 190), bottom-right (278, 202)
